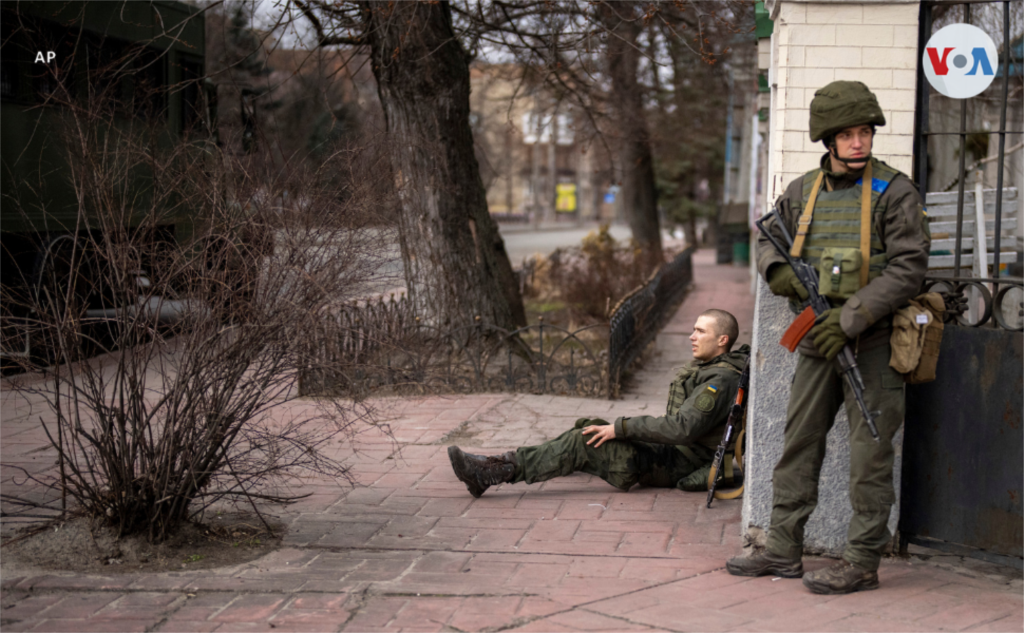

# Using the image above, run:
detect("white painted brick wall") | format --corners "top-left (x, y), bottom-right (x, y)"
top-left (806, 4), bottom-right (864, 25)
top-left (840, 25), bottom-right (893, 47)
top-left (894, 69), bottom-right (917, 87)
top-left (790, 67), bottom-right (837, 89)
top-left (862, 4), bottom-right (920, 25)
top-left (805, 46), bottom-right (864, 67)
top-left (894, 25), bottom-right (919, 46)
top-left (790, 24), bottom-right (837, 46)
top-left (836, 68), bottom-right (894, 89)
top-left (766, 1), bottom-right (919, 201)
top-left (891, 110), bottom-right (915, 132)
top-left (785, 46), bottom-right (806, 67)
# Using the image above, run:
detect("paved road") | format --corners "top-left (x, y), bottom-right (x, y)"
top-left (366, 222), bottom-right (639, 298)
top-left (1, 251), bottom-right (1020, 632)
top-left (499, 222), bottom-right (635, 266)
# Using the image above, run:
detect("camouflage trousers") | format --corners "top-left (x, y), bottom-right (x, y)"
top-left (513, 419), bottom-right (708, 491)
top-left (766, 342), bottom-right (905, 571)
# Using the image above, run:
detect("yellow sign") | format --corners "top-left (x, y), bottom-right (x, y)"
top-left (556, 183), bottom-right (577, 213)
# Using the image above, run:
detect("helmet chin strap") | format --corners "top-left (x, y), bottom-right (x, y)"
top-left (828, 143), bottom-right (872, 168)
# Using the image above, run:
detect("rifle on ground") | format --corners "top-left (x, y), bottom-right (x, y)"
top-left (706, 358), bottom-right (749, 508)
top-left (755, 207), bottom-right (881, 442)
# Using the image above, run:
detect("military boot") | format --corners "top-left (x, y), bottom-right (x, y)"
top-left (447, 446), bottom-right (517, 498)
top-left (802, 559), bottom-right (879, 594)
top-left (678, 464), bottom-right (713, 491)
top-left (726, 550), bottom-right (804, 578)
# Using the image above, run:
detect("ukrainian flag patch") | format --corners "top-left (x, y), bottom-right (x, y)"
top-left (694, 385), bottom-right (719, 412)
top-left (856, 177), bottom-right (890, 195)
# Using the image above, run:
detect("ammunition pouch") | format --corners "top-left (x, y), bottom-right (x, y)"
top-left (818, 247), bottom-right (863, 300)
top-left (889, 292), bottom-right (945, 383)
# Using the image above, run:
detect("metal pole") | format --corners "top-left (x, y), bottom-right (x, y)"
top-left (953, 4), bottom-right (971, 276)
top-left (531, 102), bottom-right (542, 228)
top-left (915, 2), bottom-right (933, 202)
top-left (548, 105), bottom-right (557, 223)
top-left (991, 0), bottom-right (1010, 293)
top-left (723, 71), bottom-right (734, 207)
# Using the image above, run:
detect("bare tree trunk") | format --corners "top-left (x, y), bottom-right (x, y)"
top-left (600, 1), bottom-right (663, 272)
top-left (548, 108), bottom-right (557, 223)
top-left (531, 107), bottom-right (543, 226)
top-left (363, 1), bottom-right (525, 328)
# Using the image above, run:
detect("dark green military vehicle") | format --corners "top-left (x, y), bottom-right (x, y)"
top-left (1, 1), bottom-right (214, 366)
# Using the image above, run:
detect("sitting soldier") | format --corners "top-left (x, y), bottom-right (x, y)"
top-left (448, 308), bottom-right (749, 497)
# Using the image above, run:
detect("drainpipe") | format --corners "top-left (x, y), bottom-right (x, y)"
top-left (723, 71), bottom-right (735, 207)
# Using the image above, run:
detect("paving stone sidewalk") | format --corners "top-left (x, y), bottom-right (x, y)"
top-left (2, 249), bottom-right (1021, 632)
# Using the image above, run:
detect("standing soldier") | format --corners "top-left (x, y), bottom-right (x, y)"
top-left (725, 81), bottom-right (931, 594)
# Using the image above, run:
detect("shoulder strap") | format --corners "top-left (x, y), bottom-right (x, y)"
top-left (673, 364), bottom-right (698, 381)
top-left (790, 171), bottom-right (824, 258)
top-left (709, 360), bottom-right (743, 374)
top-left (859, 160), bottom-right (873, 287)
top-left (867, 159), bottom-right (901, 192)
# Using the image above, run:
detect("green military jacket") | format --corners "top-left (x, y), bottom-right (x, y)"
top-left (757, 155), bottom-right (931, 355)
top-left (612, 344), bottom-right (750, 456)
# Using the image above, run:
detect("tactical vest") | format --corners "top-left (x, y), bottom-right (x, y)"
top-left (666, 365), bottom-right (699, 418)
top-left (666, 359), bottom-right (741, 419)
top-left (791, 158), bottom-right (900, 298)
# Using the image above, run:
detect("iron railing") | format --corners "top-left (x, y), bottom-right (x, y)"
top-left (299, 307), bottom-right (609, 398)
top-left (915, 0), bottom-right (1023, 332)
top-left (921, 275), bottom-right (1023, 330)
top-left (902, 0), bottom-right (1024, 570)
top-left (607, 247), bottom-right (695, 396)
top-left (300, 246), bottom-right (695, 399)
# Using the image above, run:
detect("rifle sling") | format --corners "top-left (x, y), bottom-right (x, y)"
top-left (859, 161), bottom-right (873, 288)
top-left (789, 171), bottom-right (823, 258)
top-left (706, 421), bottom-right (746, 500)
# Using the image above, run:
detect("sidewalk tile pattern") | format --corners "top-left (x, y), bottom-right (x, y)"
top-left (2, 250), bottom-right (1020, 632)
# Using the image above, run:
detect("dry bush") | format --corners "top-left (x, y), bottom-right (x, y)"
top-left (525, 224), bottom-right (648, 323)
top-left (1, 57), bottom-right (399, 541)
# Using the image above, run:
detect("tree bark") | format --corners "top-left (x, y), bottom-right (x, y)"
top-left (363, 1), bottom-right (525, 329)
top-left (600, 1), bottom-right (663, 272)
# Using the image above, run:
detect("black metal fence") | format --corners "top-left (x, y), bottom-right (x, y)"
top-left (300, 247), bottom-right (694, 399)
top-left (921, 275), bottom-right (1023, 330)
top-left (606, 246), bottom-right (695, 397)
top-left (902, 0), bottom-right (1024, 569)
top-left (299, 303), bottom-right (609, 398)
top-left (914, 0), bottom-right (1023, 332)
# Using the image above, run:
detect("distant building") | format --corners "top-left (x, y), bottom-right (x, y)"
top-left (468, 64), bottom-right (617, 223)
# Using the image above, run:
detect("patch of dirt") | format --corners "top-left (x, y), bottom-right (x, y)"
top-left (434, 419), bottom-right (483, 446)
top-left (1, 512), bottom-right (283, 575)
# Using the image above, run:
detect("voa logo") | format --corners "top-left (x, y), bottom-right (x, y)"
top-left (923, 23), bottom-right (999, 99)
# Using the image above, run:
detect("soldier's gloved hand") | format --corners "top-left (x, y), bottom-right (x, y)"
top-left (810, 308), bottom-right (847, 360)
top-left (767, 264), bottom-right (809, 301)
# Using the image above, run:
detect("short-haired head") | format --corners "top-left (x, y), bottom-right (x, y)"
top-left (699, 309), bottom-right (739, 352)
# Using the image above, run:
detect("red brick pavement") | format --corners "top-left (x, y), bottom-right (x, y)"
top-left (2, 249), bottom-right (1021, 632)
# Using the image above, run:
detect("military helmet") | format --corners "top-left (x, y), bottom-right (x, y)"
top-left (808, 81), bottom-right (886, 142)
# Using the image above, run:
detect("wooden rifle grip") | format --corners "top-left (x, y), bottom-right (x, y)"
top-left (780, 306), bottom-right (816, 352)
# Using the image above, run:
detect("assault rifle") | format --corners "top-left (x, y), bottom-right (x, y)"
top-left (755, 207), bottom-right (881, 442)
top-left (706, 358), bottom-right (749, 509)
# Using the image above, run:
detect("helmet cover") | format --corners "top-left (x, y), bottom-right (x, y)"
top-left (809, 80), bottom-right (886, 142)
